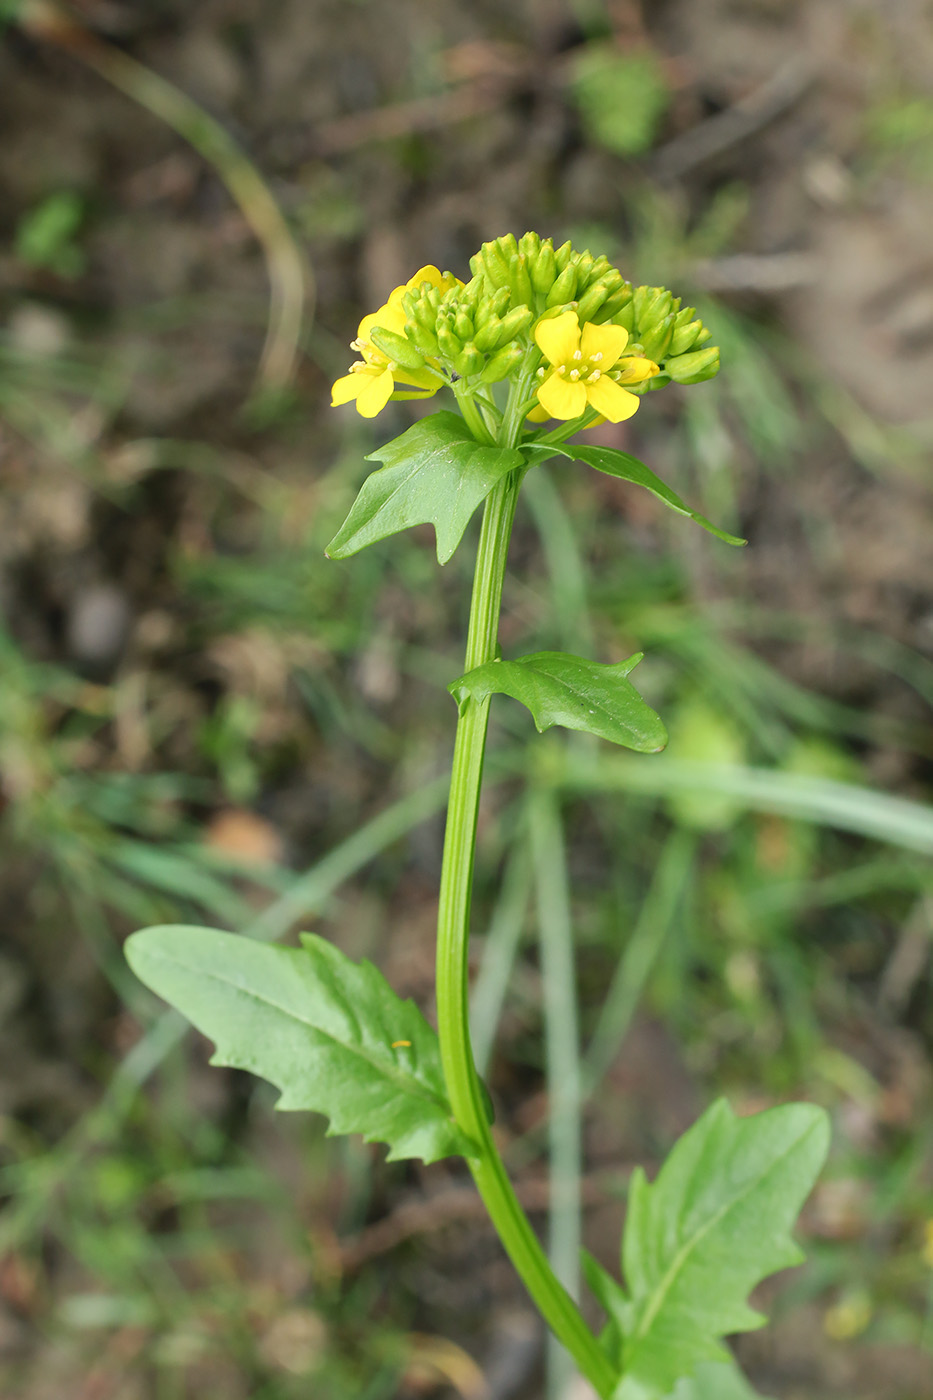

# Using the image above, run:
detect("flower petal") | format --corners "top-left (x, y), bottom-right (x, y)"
top-left (537, 370), bottom-right (588, 420)
top-left (584, 375), bottom-right (641, 424)
top-left (525, 402), bottom-right (551, 423)
top-left (355, 366), bottom-right (396, 418)
top-left (393, 366), bottom-right (444, 391)
top-left (580, 320), bottom-right (628, 366)
top-left (535, 311), bottom-right (581, 368)
top-left (331, 372), bottom-right (363, 406)
top-left (614, 356), bottom-right (659, 385)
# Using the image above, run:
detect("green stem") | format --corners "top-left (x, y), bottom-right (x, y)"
top-left (435, 386), bottom-right (616, 1398)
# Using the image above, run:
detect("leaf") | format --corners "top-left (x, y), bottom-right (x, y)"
top-left (326, 412), bottom-right (524, 563)
top-left (539, 443), bottom-right (745, 546)
top-left (125, 925), bottom-right (471, 1164)
top-left (604, 1098), bottom-right (830, 1400)
top-left (669, 1360), bottom-right (774, 1400)
top-left (450, 651), bottom-right (667, 753)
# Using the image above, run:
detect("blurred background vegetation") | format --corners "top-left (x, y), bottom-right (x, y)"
top-left (1, 1), bottom-right (932, 1397)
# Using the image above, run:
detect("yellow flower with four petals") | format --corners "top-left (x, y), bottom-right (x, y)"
top-left (533, 311), bottom-right (658, 423)
top-left (331, 265), bottom-right (460, 419)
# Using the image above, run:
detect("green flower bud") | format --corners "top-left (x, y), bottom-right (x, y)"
top-left (489, 305), bottom-right (534, 348)
top-left (480, 342), bottom-right (523, 383)
top-left (459, 275), bottom-right (482, 311)
top-left (664, 347), bottom-right (720, 384)
top-left (530, 240), bottom-right (556, 297)
top-left (554, 239), bottom-right (573, 272)
top-left (633, 285), bottom-right (673, 330)
top-left (454, 310), bottom-right (474, 342)
top-left (610, 300), bottom-right (635, 332)
top-left (405, 319), bottom-right (440, 357)
top-left (518, 231), bottom-right (541, 261)
top-left (669, 318), bottom-right (705, 357)
top-left (474, 285), bottom-right (510, 330)
top-left (546, 262), bottom-right (578, 307)
top-left (508, 253), bottom-right (534, 309)
top-left (639, 315), bottom-right (675, 362)
top-left (369, 326), bottom-right (426, 371)
top-left (436, 322), bottom-right (462, 360)
top-left (473, 316), bottom-right (502, 352)
top-left (596, 286), bottom-right (633, 322)
top-left (497, 232), bottom-right (519, 261)
top-left (453, 342), bottom-right (484, 377)
top-left (575, 281), bottom-right (611, 321)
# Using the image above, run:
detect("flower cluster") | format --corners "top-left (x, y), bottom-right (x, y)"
top-left (331, 233), bottom-right (719, 426)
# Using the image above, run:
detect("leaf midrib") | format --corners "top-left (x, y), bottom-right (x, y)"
top-left (142, 945), bottom-right (450, 1113)
top-left (629, 1122), bottom-right (819, 1353)
top-left (497, 659), bottom-right (651, 739)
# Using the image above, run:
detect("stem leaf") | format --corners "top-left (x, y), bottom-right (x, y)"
top-left (450, 651), bottom-right (667, 753)
top-left (529, 442), bottom-right (745, 546)
top-left (126, 925), bottom-right (471, 1164)
top-left (326, 411), bottom-right (524, 563)
top-left (595, 1098), bottom-right (829, 1399)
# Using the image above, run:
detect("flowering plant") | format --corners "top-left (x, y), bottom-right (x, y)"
top-left (127, 234), bottom-right (828, 1399)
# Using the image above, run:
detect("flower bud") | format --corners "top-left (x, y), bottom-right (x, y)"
top-left (405, 319), bottom-right (440, 357)
top-left (633, 286), bottom-right (673, 329)
top-left (454, 310), bottom-right (474, 342)
top-left (508, 253), bottom-right (534, 310)
top-left (490, 305), bottom-right (534, 348)
top-left (554, 239), bottom-right (573, 272)
top-left (369, 326), bottom-right (426, 371)
top-left (453, 342), bottom-right (484, 377)
top-left (529, 239), bottom-right (556, 296)
top-left (664, 347), bottom-right (720, 384)
top-left (597, 286), bottom-right (633, 322)
top-left (669, 311), bottom-right (705, 357)
top-left (473, 317), bottom-right (502, 352)
top-left (546, 263), bottom-right (578, 307)
top-left (436, 321), bottom-right (462, 360)
top-left (480, 342), bottom-right (523, 383)
top-left (610, 300), bottom-right (635, 332)
top-left (639, 315), bottom-right (675, 362)
top-left (519, 231), bottom-right (541, 262)
top-left (575, 280), bottom-right (612, 321)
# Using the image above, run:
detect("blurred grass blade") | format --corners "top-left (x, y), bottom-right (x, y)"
top-left (20, 0), bottom-right (310, 393)
top-left (563, 757), bottom-right (933, 854)
top-left (529, 788), bottom-right (582, 1400)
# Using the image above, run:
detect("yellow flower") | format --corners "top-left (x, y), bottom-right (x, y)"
top-left (533, 311), bottom-right (658, 423)
top-left (331, 266), bottom-right (460, 419)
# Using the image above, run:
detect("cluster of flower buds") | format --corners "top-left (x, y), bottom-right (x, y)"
top-left (400, 275), bottom-right (534, 385)
top-left (624, 285), bottom-right (720, 387)
top-left (331, 234), bottom-right (720, 420)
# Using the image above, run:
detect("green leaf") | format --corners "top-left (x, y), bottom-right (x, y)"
top-left (125, 925), bottom-right (471, 1164)
top-left (669, 1361), bottom-right (774, 1400)
top-left (326, 412), bottom-right (524, 563)
top-left (605, 1098), bottom-right (830, 1399)
top-left (450, 651), bottom-right (667, 753)
top-left (539, 443), bottom-right (745, 546)
top-left (571, 45), bottom-right (671, 157)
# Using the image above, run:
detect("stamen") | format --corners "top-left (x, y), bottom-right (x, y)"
top-left (587, 370), bottom-right (601, 382)
top-left (556, 364), bottom-right (566, 376)
top-left (592, 352), bottom-right (603, 362)
top-left (536, 367), bottom-right (546, 378)
top-left (350, 339), bottom-right (363, 351)
top-left (572, 349), bottom-right (583, 361)
top-left (569, 368), bottom-right (580, 381)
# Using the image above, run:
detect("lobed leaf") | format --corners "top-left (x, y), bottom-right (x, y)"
top-left (597, 1098), bottom-right (829, 1399)
top-left (125, 925), bottom-right (471, 1164)
top-left (326, 412), bottom-right (524, 563)
top-left (525, 442), bottom-right (745, 546)
top-left (449, 651), bottom-right (667, 753)
top-left (669, 1360), bottom-right (774, 1400)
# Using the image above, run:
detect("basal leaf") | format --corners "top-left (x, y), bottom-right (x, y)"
top-left (450, 651), bottom-right (667, 753)
top-left (326, 411), bottom-right (523, 563)
top-left (538, 443), bottom-right (745, 546)
top-left (606, 1098), bottom-right (829, 1399)
top-left (125, 925), bottom-right (471, 1164)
